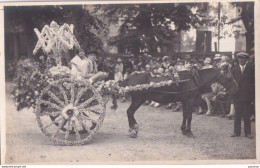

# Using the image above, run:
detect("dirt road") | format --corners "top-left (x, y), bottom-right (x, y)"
top-left (4, 84), bottom-right (256, 164)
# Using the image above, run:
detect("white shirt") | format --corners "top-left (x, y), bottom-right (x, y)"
top-left (239, 62), bottom-right (248, 74)
top-left (70, 55), bottom-right (88, 80)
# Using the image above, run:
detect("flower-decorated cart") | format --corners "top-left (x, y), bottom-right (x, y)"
top-left (12, 21), bottom-right (184, 146)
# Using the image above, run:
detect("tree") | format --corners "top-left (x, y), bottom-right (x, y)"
top-left (94, 3), bottom-right (201, 56)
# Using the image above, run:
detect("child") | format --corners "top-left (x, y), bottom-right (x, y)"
top-left (114, 67), bottom-right (123, 82)
top-left (121, 68), bottom-right (132, 102)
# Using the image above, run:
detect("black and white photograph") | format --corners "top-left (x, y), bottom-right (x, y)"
top-left (0, 0), bottom-right (259, 165)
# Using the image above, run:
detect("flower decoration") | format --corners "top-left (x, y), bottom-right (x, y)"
top-left (11, 58), bottom-right (70, 111)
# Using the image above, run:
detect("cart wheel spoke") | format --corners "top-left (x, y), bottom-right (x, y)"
top-left (70, 83), bottom-right (75, 104)
top-left (38, 111), bottom-right (61, 117)
top-left (47, 90), bottom-right (65, 107)
top-left (77, 116), bottom-right (91, 133)
top-left (74, 88), bottom-right (89, 105)
top-left (52, 118), bottom-right (66, 138)
top-left (39, 100), bottom-right (62, 111)
top-left (72, 121), bottom-right (81, 141)
top-left (57, 84), bottom-right (69, 105)
top-left (65, 120), bottom-right (71, 140)
top-left (77, 96), bottom-right (97, 109)
top-left (87, 108), bottom-right (102, 115)
top-left (80, 113), bottom-right (97, 125)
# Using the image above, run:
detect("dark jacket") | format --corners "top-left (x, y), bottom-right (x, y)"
top-left (231, 62), bottom-right (255, 102)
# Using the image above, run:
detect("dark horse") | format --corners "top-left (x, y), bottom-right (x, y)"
top-left (119, 68), bottom-right (238, 138)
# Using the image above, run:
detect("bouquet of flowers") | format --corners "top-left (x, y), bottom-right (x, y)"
top-left (11, 58), bottom-right (70, 111)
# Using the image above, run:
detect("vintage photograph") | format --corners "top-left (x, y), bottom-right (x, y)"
top-left (2, 1), bottom-right (257, 164)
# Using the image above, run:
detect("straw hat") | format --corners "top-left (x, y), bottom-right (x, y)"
top-left (214, 53), bottom-right (221, 60)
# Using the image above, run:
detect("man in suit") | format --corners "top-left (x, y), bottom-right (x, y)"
top-left (231, 52), bottom-right (255, 139)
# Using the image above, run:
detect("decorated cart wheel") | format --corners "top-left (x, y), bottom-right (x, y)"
top-left (35, 78), bottom-right (106, 145)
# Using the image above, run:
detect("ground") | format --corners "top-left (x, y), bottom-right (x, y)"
top-left (4, 83), bottom-right (256, 164)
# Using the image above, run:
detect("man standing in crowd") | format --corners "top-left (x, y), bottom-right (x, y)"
top-left (231, 52), bottom-right (255, 139)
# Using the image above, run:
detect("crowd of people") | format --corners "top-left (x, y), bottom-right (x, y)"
top-left (68, 49), bottom-right (255, 139)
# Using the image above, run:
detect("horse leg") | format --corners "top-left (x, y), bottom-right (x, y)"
top-left (185, 99), bottom-right (195, 138)
top-left (181, 101), bottom-right (187, 135)
top-left (127, 95), bottom-right (146, 138)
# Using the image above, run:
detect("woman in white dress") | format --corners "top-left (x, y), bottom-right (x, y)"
top-left (70, 50), bottom-right (108, 83)
top-left (70, 50), bottom-right (89, 80)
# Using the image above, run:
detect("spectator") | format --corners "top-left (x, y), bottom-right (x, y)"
top-left (220, 55), bottom-right (232, 70)
top-left (114, 66), bottom-right (123, 82)
top-left (123, 58), bottom-right (133, 74)
top-left (103, 57), bottom-right (115, 80)
top-left (175, 59), bottom-right (185, 71)
top-left (213, 53), bottom-right (222, 68)
top-left (202, 57), bottom-right (213, 69)
top-left (115, 58), bottom-right (124, 74)
top-left (231, 52), bottom-right (255, 139)
top-left (161, 56), bottom-right (171, 70)
top-left (184, 54), bottom-right (191, 70)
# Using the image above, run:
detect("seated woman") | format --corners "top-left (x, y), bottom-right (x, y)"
top-left (70, 50), bottom-right (108, 83)
top-left (70, 50), bottom-right (88, 80)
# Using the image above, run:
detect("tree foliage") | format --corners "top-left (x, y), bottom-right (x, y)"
top-left (94, 3), bottom-right (201, 56)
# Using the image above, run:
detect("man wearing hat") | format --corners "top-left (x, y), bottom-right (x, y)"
top-left (231, 52), bottom-right (255, 139)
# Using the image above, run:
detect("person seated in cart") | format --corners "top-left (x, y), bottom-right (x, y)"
top-left (70, 50), bottom-right (108, 83)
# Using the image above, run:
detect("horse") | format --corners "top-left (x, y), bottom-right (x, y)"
top-left (118, 67), bottom-right (238, 138)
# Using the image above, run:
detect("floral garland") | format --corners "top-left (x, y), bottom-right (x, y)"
top-left (94, 78), bottom-right (179, 96)
top-left (118, 80), bottom-right (174, 95)
top-left (49, 66), bottom-right (71, 76)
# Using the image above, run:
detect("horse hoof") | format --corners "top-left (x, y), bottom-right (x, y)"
top-left (186, 131), bottom-right (195, 138)
top-left (181, 127), bottom-right (186, 135)
top-left (129, 129), bottom-right (138, 138)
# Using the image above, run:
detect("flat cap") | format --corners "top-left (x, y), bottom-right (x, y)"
top-left (237, 52), bottom-right (249, 58)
